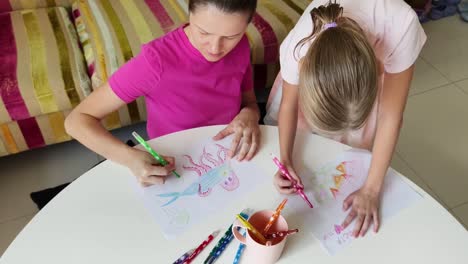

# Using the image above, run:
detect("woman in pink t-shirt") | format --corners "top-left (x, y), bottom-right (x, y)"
top-left (267, 0), bottom-right (426, 237)
top-left (65, 0), bottom-right (260, 186)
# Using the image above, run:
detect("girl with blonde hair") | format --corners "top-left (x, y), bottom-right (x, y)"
top-left (266, 0), bottom-right (426, 237)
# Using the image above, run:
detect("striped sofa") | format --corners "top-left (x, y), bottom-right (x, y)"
top-left (0, 0), bottom-right (310, 157)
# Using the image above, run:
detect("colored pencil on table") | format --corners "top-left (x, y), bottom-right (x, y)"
top-left (173, 248), bottom-right (195, 264)
top-left (204, 211), bottom-right (250, 264)
top-left (203, 235), bottom-right (232, 264)
top-left (184, 230), bottom-right (219, 264)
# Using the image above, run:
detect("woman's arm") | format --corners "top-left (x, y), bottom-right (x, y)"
top-left (65, 83), bottom-right (134, 164)
top-left (65, 83), bottom-right (174, 185)
top-left (342, 65), bottom-right (415, 237)
top-left (240, 89), bottom-right (261, 117)
top-left (213, 89), bottom-right (260, 161)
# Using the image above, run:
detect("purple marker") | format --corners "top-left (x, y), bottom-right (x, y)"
top-left (173, 248), bottom-right (195, 264)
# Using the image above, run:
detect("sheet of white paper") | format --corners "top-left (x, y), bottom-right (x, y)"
top-left (283, 149), bottom-right (422, 255)
top-left (132, 136), bottom-right (264, 239)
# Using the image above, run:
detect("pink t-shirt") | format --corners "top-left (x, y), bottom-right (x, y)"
top-left (109, 26), bottom-right (253, 139)
top-left (265, 0), bottom-right (426, 149)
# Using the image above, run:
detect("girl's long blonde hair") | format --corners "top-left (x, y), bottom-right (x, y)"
top-left (296, 1), bottom-right (378, 134)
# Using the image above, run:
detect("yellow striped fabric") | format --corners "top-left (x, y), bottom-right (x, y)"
top-left (73, 0), bottom-right (309, 91)
top-left (23, 11), bottom-right (59, 114)
top-left (0, 7), bottom-right (91, 124)
top-left (0, 0), bottom-right (310, 157)
top-left (0, 106), bottom-right (146, 157)
top-left (0, 110), bottom-right (72, 157)
top-left (1, 0), bottom-right (73, 13)
top-left (0, 7), bottom-right (91, 156)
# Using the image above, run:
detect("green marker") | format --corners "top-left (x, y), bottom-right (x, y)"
top-left (132, 131), bottom-right (181, 178)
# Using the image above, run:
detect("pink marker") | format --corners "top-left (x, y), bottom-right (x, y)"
top-left (271, 154), bottom-right (314, 208)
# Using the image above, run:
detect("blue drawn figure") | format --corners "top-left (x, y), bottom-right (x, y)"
top-left (157, 144), bottom-right (239, 207)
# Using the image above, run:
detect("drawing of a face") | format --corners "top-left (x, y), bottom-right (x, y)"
top-left (218, 163), bottom-right (239, 191)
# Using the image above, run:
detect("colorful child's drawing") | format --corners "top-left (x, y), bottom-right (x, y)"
top-left (133, 136), bottom-right (264, 239)
top-left (283, 150), bottom-right (421, 255)
top-left (334, 224), bottom-right (344, 234)
top-left (307, 159), bottom-right (365, 204)
top-left (156, 144), bottom-right (239, 206)
top-left (322, 223), bottom-right (354, 246)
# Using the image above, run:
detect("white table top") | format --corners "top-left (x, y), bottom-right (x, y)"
top-left (1, 125), bottom-right (467, 264)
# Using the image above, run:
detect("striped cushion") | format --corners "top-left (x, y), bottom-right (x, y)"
top-left (0, 110), bottom-right (72, 156)
top-left (72, 0), bottom-right (309, 91)
top-left (0, 103), bottom-right (147, 157)
top-left (0, 7), bottom-right (91, 156)
top-left (0, 0), bottom-right (73, 13)
top-left (0, 7), bottom-right (91, 124)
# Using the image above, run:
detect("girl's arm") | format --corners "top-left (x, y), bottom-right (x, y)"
top-left (274, 80), bottom-right (304, 194)
top-left (366, 65), bottom-right (414, 195)
top-left (65, 83), bottom-right (174, 185)
top-left (342, 65), bottom-right (415, 237)
top-left (278, 80), bottom-right (299, 165)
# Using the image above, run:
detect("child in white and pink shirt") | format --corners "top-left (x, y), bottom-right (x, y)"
top-left (266, 0), bottom-right (426, 237)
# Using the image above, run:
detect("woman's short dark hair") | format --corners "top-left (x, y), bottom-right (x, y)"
top-left (188, 0), bottom-right (257, 22)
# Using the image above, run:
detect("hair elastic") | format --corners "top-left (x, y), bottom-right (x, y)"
top-left (323, 22), bottom-right (337, 30)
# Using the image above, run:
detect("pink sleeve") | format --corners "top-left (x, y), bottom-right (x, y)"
top-left (108, 45), bottom-right (161, 103)
top-left (384, 9), bottom-right (427, 73)
top-left (241, 63), bottom-right (253, 92)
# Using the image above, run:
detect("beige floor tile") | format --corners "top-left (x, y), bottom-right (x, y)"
top-left (0, 140), bottom-right (99, 223)
top-left (34, 140), bottom-right (100, 190)
top-left (409, 57), bottom-right (450, 96)
top-left (455, 78), bottom-right (468, 94)
top-left (0, 215), bottom-right (33, 257)
top-left (0, 155), bottom-right (40, 223)
top-left (390, 153), bottom-right (448, 209)
top-left (420, 16), bottom-right (468, 82)
top-left (396, 84), bottom-right (468, 208)
top-left (452, 203), bottom-right (468, 230)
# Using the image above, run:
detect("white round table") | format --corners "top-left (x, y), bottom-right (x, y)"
top-left (1, 125), bottom-right (467, 264)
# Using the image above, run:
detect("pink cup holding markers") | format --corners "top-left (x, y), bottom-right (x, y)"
top-left (232, 210), bottom-right (288, 264)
